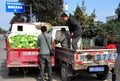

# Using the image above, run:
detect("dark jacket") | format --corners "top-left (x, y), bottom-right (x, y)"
top-left (66, 17), bottom-right (83, 38)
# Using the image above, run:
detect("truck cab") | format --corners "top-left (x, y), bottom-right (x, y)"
top-left (10, 23), bottom-right (41, 35)
top-left (47, 26), bottom-right (69, 41)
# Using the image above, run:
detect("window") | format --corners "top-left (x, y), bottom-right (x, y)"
top-left (17, 26), bottom-right (23, 31)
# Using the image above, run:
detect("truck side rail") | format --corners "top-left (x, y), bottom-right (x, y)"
top-left (76, 49), bottom-right (117, 52)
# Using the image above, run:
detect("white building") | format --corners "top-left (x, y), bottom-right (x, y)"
top-left (106, 15), bottom-right (118, 22)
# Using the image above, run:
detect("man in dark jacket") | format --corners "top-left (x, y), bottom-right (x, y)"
top-left (38, 26), bottom-right (53, 81)
top-left (61, 13), bottom-right (83, 50)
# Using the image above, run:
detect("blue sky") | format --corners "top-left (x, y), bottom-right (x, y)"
top-left (0, 0), bottom-right (120, 31)
top-left (64, 0), bottom-right (119, 22)
top-left (0, 0), bottom-right (18, 31)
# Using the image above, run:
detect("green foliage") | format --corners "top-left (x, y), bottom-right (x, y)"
top-left (99, 20), bottom-right (120, 35)
top-left (95, 19), bottom-right (120, 39)
top-left (74, 5), bottom-right (85, 24)
top-left (9, 0), bottom-right (120, 38)
top-left (115, 2), bottom-right (120, 20)
top-left (10, 13), bottom-right (24, 24)
top-left (10, 0), bottom-right (64, 26)
top-left (72, 0), bottom-right (120, 38)
top-left (94, 3), bottom-right (120, 38)
top-left (72, 1), bottom-right (97, 38)
top-left (0, 27), bottom-right (4, 33)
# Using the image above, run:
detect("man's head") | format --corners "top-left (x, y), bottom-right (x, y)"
top-left (61, 28), bottom-right (66, 31)
top-left (41, 26), bottom-right (47, 33)
top-left (61, 13), bottom-right (68, 21)
top-left (61, 28), bottom-right (66, 33)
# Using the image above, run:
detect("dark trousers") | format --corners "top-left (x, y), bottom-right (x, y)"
top-left (38, 54), bottom-right (52, 81)
top-left (72, 35), bottom-right (82, 50)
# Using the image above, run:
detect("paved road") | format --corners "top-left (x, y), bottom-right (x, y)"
top-left (0, 36), bottom-right (113, 81)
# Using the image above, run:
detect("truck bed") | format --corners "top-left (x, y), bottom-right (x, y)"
top-left (55, 46), bottom-right (117, 70)
top-left (6, 41), bottom-right (55, 68)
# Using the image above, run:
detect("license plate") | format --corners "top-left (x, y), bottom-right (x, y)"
top-left (79, 53), bottom-right (117, 61)
top-left (22, 51), bottom-right (38, 56)
top-left (88, 66), bottom-right (105, 72)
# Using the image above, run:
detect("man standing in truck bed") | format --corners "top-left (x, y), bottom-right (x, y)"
top-left (61, 13), bottom-right (83, 50)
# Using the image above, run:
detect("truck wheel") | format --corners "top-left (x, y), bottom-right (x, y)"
top-left (61, 64), bottom-right (72, 81)
top-left (8, 68), bottom-right (16, 75)
top-left (96, 67), bottom-right (109, 80)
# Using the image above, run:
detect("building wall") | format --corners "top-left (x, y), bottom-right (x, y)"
top-left (106, 15), bottom-right (118, 22)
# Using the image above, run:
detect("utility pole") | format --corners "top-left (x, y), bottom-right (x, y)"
top-left (30, 4), bottom-right (32, 23)
top-left (25, 4), bottom-right (33, 22)
top-left (65, 3), bottom-right (68, 11)
top-left (64, 3), bottom-right (69, 16)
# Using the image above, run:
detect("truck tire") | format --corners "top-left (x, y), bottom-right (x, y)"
top-left (61, 64), bottom-right (72, 81)
top-left (8, 68), bottom-right (16, 75)
top-left (96, 67), bottom-right (109, 80)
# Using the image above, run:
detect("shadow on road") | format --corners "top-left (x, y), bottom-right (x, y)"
top-left (53, 66), bottom-right (105, 81)
top-left (0, 59), bottom-right (39, 81)
top-left (0, 60), bottom-right (105, 81)
top-left (0, 60), bottom-right (61, 81)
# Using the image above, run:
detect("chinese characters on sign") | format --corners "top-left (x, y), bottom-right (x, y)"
top-left (6, 2), bottom-right (25, 13)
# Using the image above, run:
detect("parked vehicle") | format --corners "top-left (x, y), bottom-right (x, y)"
top-left (48, 26), bottom-right (118, 81)
top-left (6, 23), bottom-right (55, 75)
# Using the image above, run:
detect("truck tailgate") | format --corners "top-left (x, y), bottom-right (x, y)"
top-left (7, 48), bottom-right (55, 67)
top-left (74, 49), bottom-right (117, 70)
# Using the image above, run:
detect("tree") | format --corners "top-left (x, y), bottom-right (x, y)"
top-left (115, 2), bottom-right (120, 20)
top-left (0, 27), bottom-right (3, 33)
top-left (11, 0), bottom-right (64, 25)
top-left (74, 5), bottom-right (85, 26)
top-left (72, 0), bottom-right (97, 38)
top-left (105, 20), bottom-right (120, 34)
top-left (99, 2), bottom-right (120, 36)
top-left (89, 9), bottom-right (97, 26)
top-left (94, 2), bottom-right (120, 38)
